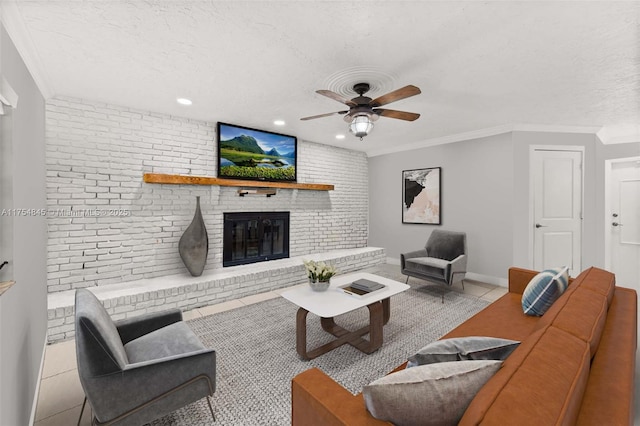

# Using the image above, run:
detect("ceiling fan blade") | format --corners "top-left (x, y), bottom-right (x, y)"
top-left (316, 90), bottom-right (358, 107)
top-left (370, 85), bottom-right (421, 107)
top-left (300, 110), bottom-right (349, 121)
top-left (375, 108), bottom-right (421, 121)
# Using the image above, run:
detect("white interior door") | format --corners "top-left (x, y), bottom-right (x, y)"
top-left (609, 160), bottom-right (640, 290)
top-left (532, 149), bottom-right (583, 275)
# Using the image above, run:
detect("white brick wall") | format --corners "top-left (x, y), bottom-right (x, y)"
top-left (46, 96), bottom-right (369, 293)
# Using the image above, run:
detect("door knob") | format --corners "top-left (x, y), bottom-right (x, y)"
top-left (612, 222), bottom-right (623, 227)
top-left (535, 224), bottom-right (548, 228)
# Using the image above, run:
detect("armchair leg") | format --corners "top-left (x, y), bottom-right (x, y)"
top-left (78, 396), bottom-right (87, 426)
top-left (461, 279), bottom-right (465, 290)
top-left (206, 396), bottom-right (216, 422)
top-left (405, 276), bottom-right (410, 284)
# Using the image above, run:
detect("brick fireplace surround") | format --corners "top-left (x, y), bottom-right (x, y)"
top-left (45, 96), bottom-right (378, 342)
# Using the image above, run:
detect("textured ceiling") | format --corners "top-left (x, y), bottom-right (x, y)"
top-left (4, 1), bottom-right (640, 155)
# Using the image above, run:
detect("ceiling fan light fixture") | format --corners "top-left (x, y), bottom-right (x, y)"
top-left (349, 113), bottom-right (374, 140)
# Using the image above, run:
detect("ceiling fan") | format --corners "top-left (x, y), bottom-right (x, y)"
top-left (301, 83), bottom-right (421, 140)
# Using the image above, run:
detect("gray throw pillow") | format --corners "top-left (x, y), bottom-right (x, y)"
top-left (407, 336), bottom-right (520, 367)
top-left (363, 360), bottom-right (502, 426)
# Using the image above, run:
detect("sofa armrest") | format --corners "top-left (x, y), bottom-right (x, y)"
top-left (576, 287), bottom-right (637, 425)
top-left (292, 368), bottom-right (391, 426)
top-left (115, 308), bottom-right (183, 344)
top-left (508, 267), bottom-right (540, 294)
top-left (400, 249), bottom-right (428, 270)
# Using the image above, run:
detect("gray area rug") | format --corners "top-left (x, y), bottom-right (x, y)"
top-left (150, 271), bottom-right (490, 425)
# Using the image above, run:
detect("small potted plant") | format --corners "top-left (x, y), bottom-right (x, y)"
top-left (303, 259), bottom-right (338, 292)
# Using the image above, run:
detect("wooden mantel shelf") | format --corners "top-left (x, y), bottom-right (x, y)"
top-left (143, 173), bottom-right (334, 191)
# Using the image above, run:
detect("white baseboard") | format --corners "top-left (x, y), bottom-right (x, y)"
top-left (29, 334), bottom-right (47, 426)
top-left (465, 272), bottom-right (508, 288)
top-left (385, 257), bottom-right (507, 287)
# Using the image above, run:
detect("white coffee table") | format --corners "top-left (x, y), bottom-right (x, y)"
top-left (281, 272), bottom-right (410, 360)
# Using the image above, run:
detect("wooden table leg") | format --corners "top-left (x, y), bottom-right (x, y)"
top-left (382, 298), bottom-right (390, 325)
top-left (317, 300), bottom-right (388, 356)
top-left (296, 308), bottom-right (310, 359)
top-left (296, 299), bottom-right (392, 360)
top-left (364, 300), bottom-right (384, 353)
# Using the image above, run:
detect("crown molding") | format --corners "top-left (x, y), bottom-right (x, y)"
top-left (365, 123), bottom-right (603, 157)
top-left (1, 2), bottom-right (55, 99)
top-left (596, 125), bottom-right (640, 145)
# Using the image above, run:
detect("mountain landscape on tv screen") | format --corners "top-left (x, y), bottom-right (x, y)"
top-left (219, 134), bottom-right (296, 181)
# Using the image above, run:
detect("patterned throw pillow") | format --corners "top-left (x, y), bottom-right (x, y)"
top-left (363, 360), bottom-right (502, 426)
top-left (521, 267), bottom-right (570, 316)
top-left (407, 336), bottom-right (520, 368)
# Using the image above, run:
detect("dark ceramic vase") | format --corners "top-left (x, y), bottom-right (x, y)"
top-left (179, 196), bottom-right (209, 276)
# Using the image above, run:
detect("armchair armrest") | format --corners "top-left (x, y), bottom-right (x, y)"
top-left (400, 249), bottom-right (428, 270)
top-left (447, 254), bottom-right (467, 284)
top-left (87, 349), bottom-right (216, 423)
top-left (449, 254), bottom-right (467, 273)
top-left (115, 308), bottom-right (183, 344)
top-left (292, 368), bottom-right (391, 426)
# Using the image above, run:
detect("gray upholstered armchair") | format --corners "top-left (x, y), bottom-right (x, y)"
top-left (401, 230), bottom-right (467, 302)
top-left (74, 288), bottom-right (216, 426)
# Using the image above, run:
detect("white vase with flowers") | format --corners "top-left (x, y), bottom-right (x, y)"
top-left (303, 260), bottom-right (338, 292)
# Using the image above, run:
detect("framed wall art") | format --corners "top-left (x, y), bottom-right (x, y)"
top-left (402, 167), bottom-right (441, 224)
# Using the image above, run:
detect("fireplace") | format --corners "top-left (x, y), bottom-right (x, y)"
top-left (223, 212), bottom-right (290, 267)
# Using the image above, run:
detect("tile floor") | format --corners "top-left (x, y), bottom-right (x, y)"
top-left (34, 264), bottom-right (507, 426)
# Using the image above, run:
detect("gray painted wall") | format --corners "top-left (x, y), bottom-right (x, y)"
top-left (368, 132), bottom-right (514, 281)
top-left (0, 24), bottom-right (47, 426)
top-left (369, 130), bottom-right (640, 284)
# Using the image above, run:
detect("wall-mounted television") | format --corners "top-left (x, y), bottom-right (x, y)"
top-left (217, 122), bottom-right (297, 182)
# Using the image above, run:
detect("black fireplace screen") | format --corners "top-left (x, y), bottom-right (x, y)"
top-left (223, 212), bottom-right (290, 267)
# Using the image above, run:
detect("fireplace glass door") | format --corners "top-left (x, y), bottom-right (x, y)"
top-left (223, 212), bottom-right (289, 267)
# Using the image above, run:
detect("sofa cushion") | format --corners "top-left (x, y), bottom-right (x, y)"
top-left (459, 326), bottom-right (590, 426)
top-left (577, 267), bottom-right (616, 306)
top-left (364, 360), bottom-right (502, 426)
top-left (536, 267), bottom-right (615, 342)
top-left (407, 336), bottom-right (520, 367)
top-left (549, 288), bottom-right (608, 358)
top-left (124, 321), bottom-right (205, 364)
top-left (442, 293), bottom-right (540, 342)
top-left (521, 267), bottom-right (569, 316)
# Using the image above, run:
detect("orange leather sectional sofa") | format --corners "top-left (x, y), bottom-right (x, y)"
top-left (291, 266), bottom-right (637, 425)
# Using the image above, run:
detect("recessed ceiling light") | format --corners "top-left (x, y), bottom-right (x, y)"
top-left (176, 97), bottom-right (192, 106)
top-left (336, 134), bottom-right (346, 140)
top-left (273, 120), bottom-right (285, 126)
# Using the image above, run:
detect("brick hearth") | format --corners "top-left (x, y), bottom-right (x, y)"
top-left (47, 247), bottom-right (385, 342)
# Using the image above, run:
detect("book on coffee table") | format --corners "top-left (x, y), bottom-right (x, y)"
top-left (340, 279), bottom-right (386, 296)
top-left (351, 279), bottom-right (385, 292)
